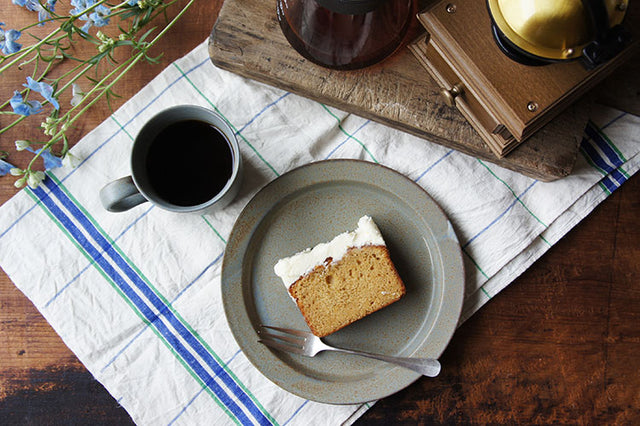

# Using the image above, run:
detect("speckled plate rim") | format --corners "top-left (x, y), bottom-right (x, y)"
top-left (221, 159), bottom-right (464, 404)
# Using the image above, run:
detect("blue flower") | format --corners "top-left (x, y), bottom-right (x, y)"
top-left (0, 22), bottom-right (22, 55)
top-left (12, 0), bottom-right (57, 24)
top-left (10, 91), bottom-right (43, 116)
top-left (70, 0), bottom-right (93, 21)
top-left (26, 146), bottom-right (63, 170)
top-left (89, 4), bottom-right (111, 27)
top-left (36, 0), bottom-right (58, 25)
top-left (0, 158), bottom-right (15, 176)
top-left (24, 76), bottom-right (59, 110)
top-left (12, 0), bottom-right (37, 10)
top-left (70, 0), bottom-right (111, 32)
top-left (127, 0), bottom-right (137, 5)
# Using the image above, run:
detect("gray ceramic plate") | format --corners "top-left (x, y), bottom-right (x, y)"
top-left (221, 160), bottom-right (464, 404)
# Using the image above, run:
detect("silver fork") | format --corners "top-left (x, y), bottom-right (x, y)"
top-left (258, 325), bottom-right (441, 377)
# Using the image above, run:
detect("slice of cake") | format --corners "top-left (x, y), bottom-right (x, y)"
top-left (273, 215), bottom-right (406, 337)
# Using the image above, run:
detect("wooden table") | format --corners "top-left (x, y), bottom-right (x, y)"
top-left (1, 1), bottom-right (639, 423)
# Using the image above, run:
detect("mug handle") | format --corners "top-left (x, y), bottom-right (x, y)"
top-left (100, 176), bottom-right (148, 212)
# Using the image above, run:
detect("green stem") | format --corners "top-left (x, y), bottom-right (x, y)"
top-left (0, 27), bottom-right (63, 74)
top-left (0, 55), bottom-right (57, 114)
top-left (24, 0), bottom-right (195, 171)
top-left (0, 116), bottom-right (27, 136)
top-left (56, 63), bottom-right (94, 95)
top-left (18, 16), bottom-right (66, 33)
top-left (0, 0), bottom-right (115, 74)
top-left (65, 0), bottom-right (195, 119)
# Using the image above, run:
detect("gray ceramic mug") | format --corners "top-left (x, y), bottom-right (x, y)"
top-left (100, 105), bottom-right (242, 214)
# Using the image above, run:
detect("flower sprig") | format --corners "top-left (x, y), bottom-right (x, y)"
top-left (1, 0), bottom-right (194, 188)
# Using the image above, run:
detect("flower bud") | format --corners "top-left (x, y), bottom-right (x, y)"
top-left (41, 116), bottom-right (58, 136)
top-left (70, 83), bottom-right (84, 107)
top-left (27, 170), bottom-right (45, 188)
top-left (62, 152), bottom-right (80, 168)
top-left (15, 140), bottom-right (30, 151)
top-left (14, 176), bottom-right (27, 188)
top-left (10, 167), bottom-right (24, 176)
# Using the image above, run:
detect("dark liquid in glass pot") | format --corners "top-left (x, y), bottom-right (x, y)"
top-left (277, 0), bottom-right (415, 70)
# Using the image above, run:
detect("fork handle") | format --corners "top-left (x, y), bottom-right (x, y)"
top-left (333, 347), bottom-right (441, 377)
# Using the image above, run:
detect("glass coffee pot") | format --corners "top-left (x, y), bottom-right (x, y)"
top-left (277, 0), bottom-right (416, 70)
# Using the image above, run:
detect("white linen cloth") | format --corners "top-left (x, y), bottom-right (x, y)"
top-left (0, 40), bottom-right (638, 425)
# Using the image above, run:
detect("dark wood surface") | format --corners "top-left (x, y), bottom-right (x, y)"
top-left (1, 1), bottom-right (639, 424)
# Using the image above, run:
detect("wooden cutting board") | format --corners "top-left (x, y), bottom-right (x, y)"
top-left (208, 0), bottom-right (617, 181)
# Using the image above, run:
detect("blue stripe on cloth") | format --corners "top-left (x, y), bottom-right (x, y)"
top-left (283, 400), bottom-right (309, 426)
top-left (610, 168), bottom-right (628, 187)
top-left (45, 205), bottom-right (155, 308)
top-left (585, 123), bottom-right (627, 186)
top-left (414, 150), bottom-right (454, 182)
top-left (100, 253), bottom-right (224, 373)
top-left (581, 139), bottom-right (615, 174)
top-left (30, 184), bottom-right (256, 425)
top-left (324, 119), bottom-right (370, 159)
top-left (169, 349), bottom-right (245, 425)
top-left (601, 112), bottom-right (627, 130)
top-left (462, 181), bottom-right (537, 249)
top-left (0, 203), bottom-right (39, 240)
top-left (37, 179), bottom-right (271, 425)
top-left (600, 174), bottom-right (619, 193)
top-left (585, 123), bottom-right (625, 167)
top-left (235, 93), bottom-right (290, 136)
top-left (580, 139), bottom-right (626, 190)
top-left (168, 386), bottom-right (209, 426)
top-left (461, 180), bottom-right (538, 249)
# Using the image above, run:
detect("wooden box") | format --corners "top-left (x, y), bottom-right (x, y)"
top-left (412, 0), bottom-right (640, 157)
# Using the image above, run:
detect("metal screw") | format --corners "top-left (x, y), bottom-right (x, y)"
top-left (563, 47), bottom-right (574, 57)
top-left (527, 102), bottom-right (538, 112)
top-left (616, 1), bottom-right (627, 11)
top-left (446, 3), bottom-right (457, 13)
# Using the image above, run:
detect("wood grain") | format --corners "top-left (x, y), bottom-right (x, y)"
top-left (208, 0), bottom-right (603, 181)
top-left (1, 1), bottom-right (639, 424)
top-left (408, 34), bottom-right (591, 158)
top-left (418, 0), bottom-right (640, 141)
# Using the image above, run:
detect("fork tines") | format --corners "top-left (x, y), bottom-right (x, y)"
top-left (258, 325), bottom-right (307, 355)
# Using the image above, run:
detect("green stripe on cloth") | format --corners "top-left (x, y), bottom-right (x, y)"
top-left (201, 216), bottom-right (227, 244)
top-left (580, 146), bottom-right (609, 177)
top-left (109, 115), bottom-right (230, 243)
top-left (589, 119), bottom-right (627, 162)
top-left (47, 174), bottom-right (276, 425)
top-left (110, 116), bottom-right (135, 141)
top-left (172, 62), bottom-right (280, 178)
top-left (320, 104), bottom-right (378, 163)
top-left (25, 183), bottom-right (239, 423)
top-left (477, 159), bottom-right (548, 229)
top-left (461, 246), bottom-right (490, 281)
top-left (598, 181), bottom-right (612, 195)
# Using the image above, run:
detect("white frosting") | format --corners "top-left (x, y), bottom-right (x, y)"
top-left (273, 215), bottom-right (385, 288)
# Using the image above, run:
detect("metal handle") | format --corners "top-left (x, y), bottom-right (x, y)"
top-left (580, 0), bottom-right (631, 68)
top-left (332, 346), bottom-right (441, 377)
top-left (441, 83), bottom-right (464, 107)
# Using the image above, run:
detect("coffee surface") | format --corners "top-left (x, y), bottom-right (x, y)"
top-left (146, 120), bottom-right (233, 206)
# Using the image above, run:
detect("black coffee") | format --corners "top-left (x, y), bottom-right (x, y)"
top-left (145, 120), bottom-right (233, 207)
